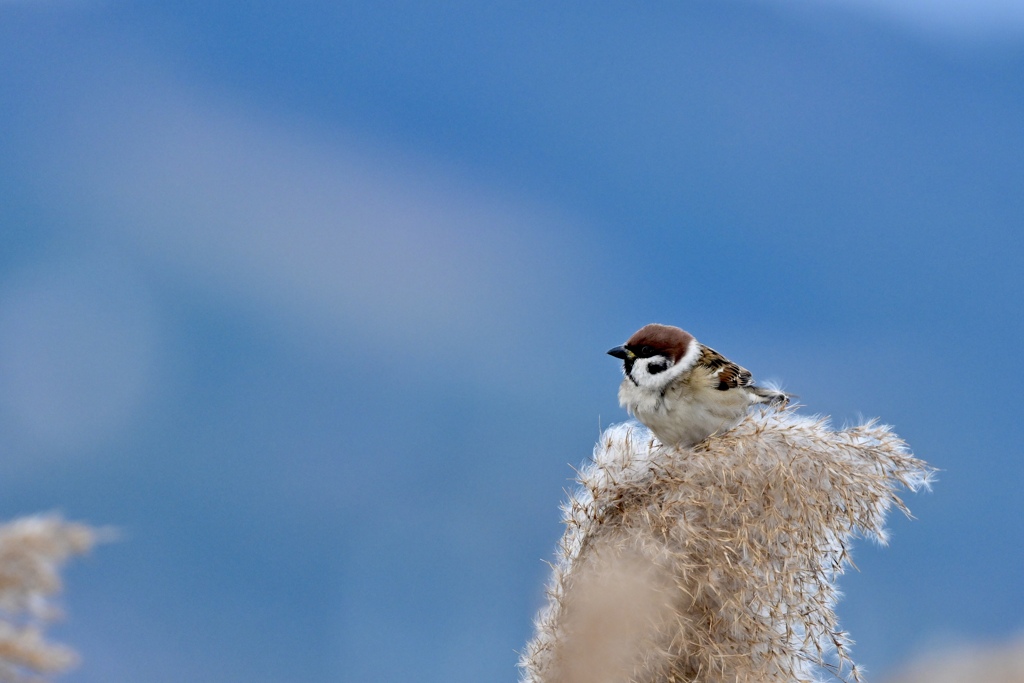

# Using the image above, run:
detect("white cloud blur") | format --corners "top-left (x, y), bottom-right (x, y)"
top-left (0, 251), bottom-right (161, 455)
top-left (32, 58), bottom-right (589, 379)
top-left (780, 0), bottom-right (1024, 43)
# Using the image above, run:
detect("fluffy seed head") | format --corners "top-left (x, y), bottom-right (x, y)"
top-left (520, 409), bottom-right (934, 683)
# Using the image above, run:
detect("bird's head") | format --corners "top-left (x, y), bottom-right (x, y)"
top-left (607, 323), bottom-right (699, 389)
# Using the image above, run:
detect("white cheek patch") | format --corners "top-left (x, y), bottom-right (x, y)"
top-left (631, 342), bottom-right (700, 390)
top-left (631, 358), bottom-right (656, 385)
top-left (633, 356), bottom-right (678, 389)
top-left (674, 340), bottom-right (701, 373)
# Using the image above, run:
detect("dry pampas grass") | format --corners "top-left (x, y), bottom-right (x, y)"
top-left (521, 407), bottom-right (933, 683)
top-left (883, 635), bottom-right (1024, 683)
top-left (0, 516), bottom-right (97, 683)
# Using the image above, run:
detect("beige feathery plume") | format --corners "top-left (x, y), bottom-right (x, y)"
top-left (521, 408), bottom-right (934, 683)
top-left (883, 636), bottom-right (1024, 683)
top-left (0, 515), bottom-right (97, 683)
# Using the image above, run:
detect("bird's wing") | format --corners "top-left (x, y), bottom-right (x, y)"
top-left (697, 345), bottom-right (754, 390)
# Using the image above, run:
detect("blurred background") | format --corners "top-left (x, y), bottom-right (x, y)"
top-left (1, 1), bottom-right (1022, 681)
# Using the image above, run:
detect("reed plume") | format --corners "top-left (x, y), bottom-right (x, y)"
top-left (521, 407), bottom-right (933, 683)
top-left (0, 515), bottom-right (97, 683)
top-left (883, 636), bottom-right (1024, 683)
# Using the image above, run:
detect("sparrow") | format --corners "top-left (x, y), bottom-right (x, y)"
top-left (608, 323), bottom-right (789, 447)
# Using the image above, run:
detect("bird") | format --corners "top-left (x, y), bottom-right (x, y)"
top-left (607, 323), bottom-right (789, 447)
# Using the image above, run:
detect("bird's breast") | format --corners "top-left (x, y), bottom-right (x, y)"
top-left (619, 376), bottom-right (752, 447)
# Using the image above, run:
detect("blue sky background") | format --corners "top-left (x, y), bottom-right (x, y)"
top-left (0, 2), bottom-right (1022, 681)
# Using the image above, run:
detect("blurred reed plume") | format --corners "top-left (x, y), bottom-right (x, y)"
top-left (0, 515), bottom-right (97, 683)
top-left (521, 408), bottom-right (933, 683)
top-left (883, 636), bottom-right (1024, 683)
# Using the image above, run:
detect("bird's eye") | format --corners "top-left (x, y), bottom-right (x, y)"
top-left (640, 346), bottom-right (654, 357)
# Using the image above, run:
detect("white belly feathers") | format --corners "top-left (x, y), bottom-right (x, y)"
top-left (618, 373), bottom-right (755, 447)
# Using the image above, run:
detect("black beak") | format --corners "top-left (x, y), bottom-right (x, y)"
top-left (607, 346), bottom-right (630, 360)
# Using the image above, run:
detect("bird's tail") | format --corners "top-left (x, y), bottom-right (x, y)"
top-left (751, 384), bottom-right (795, 408)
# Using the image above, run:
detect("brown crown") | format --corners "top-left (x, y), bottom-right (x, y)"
top-left (626, 324), bottom-right (694, 362)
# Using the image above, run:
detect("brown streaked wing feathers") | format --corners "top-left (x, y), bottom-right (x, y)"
top-left (698, 345), bottom-right (754, 389)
